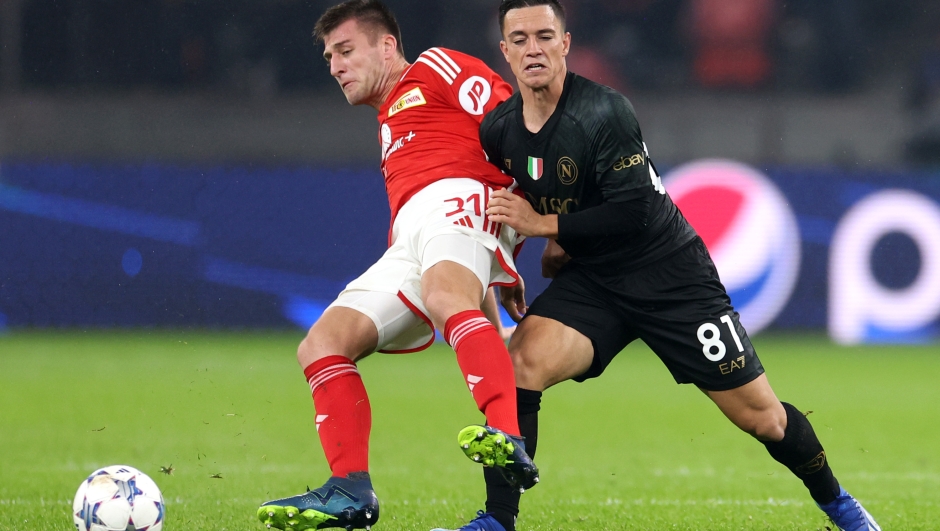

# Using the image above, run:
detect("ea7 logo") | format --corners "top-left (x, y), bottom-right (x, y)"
top-left (310, 485), bottom-right (360, 504)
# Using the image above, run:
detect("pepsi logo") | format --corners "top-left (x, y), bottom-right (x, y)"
top-left (664, 159), bottom-right (801, 333)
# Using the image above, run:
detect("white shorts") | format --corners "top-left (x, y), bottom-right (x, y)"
top-left (328, 178), bottom-right (522, 353)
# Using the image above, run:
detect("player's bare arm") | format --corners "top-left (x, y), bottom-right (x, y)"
top-left (486, 188), bottom-right (558, 238)
top-left (540, 239), bottom-right (570, 278)
top-left (497, 276), bottom-right (528, 323)
top-left (483, 287), bottom-right (516, 341)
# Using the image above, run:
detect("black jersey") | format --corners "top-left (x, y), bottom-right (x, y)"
top-left (480, 72), bottom-right (697, 273)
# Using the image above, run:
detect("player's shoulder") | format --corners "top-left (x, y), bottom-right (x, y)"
top-left (412, 47), bottom-right (494, 86)
top-left (566, 73), bottom-right (638, 130)
top-left (484, 91), bottom-right (519, 124)
top-left (481, 92), bottom-right (520, 136)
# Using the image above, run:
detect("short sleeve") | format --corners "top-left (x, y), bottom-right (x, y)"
top-left (592, 94), bottom-right (651, 202)
top-left (414, 48), bottom-right (513, 124)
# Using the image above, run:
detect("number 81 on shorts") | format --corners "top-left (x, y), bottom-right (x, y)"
top-left (697, 314), bottom-right (745, 362)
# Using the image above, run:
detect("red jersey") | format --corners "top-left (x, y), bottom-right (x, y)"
top-left (378, 47), bottom-right (514, 221)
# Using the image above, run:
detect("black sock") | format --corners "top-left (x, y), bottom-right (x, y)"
top-left (762, 402), bottom-right (841, 505)
top-left (485, 388), bottom-right (541, 531)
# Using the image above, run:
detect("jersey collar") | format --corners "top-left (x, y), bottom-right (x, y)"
top-left (516, 71), bottom-right (576, 144)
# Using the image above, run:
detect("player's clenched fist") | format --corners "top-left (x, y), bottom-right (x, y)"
top-left (486, 188), bottom-right (559, 238)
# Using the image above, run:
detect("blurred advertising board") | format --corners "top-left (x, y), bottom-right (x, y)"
top-left (1, 160), bottom-right (938, 344)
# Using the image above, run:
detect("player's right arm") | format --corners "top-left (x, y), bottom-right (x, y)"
top-left (414, 48), bottom-right (512, 124)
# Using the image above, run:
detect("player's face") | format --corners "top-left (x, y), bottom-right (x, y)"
top-left (500, 6), bottom-right (570, 91)
top-left (322, 19), bottom-right (387, 106)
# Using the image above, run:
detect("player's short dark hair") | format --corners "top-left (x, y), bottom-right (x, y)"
top-left (314, 0), bottom-right (405, 57)
top-left (498, 0), bottom-right (567, 34)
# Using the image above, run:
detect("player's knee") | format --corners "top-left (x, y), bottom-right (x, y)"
top-left (423, 288), bottom-right (479, 330)
top-left (296, 326), bottom-right (356, 368)
top-left (508, 344), bottom-right (551, 391)
top-left (739, 406), bottom-right (787, 442)
top-left (509, 344), bottom-right (542, 390)
top-left (421, 290), bottom-right (451, 329)
top-left (296, 330), bottom-right (328, 368)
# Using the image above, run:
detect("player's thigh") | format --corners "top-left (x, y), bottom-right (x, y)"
top-left (420, 233), bottom-right (491, 327)
top-left (629, 239), bottom-right (765, 391)
top-left (521, 264), bottom-right (636, 388)
top-left (509, 315), bottom-right (594, 391)
top-left (306, 289), bottom-right (433, 364)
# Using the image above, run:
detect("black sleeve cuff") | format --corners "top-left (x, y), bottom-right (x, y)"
top-left (557, 193), bottom-right (651, 239)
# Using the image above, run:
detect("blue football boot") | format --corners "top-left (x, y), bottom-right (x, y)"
top-left (430, 511), bottom-right (506, 531)
top-left (457, 425), bottom-right (539, 491)
top-left (258, 472), bottom-right (379, 530)
top-left (817, 487), bottom-right (881, 531)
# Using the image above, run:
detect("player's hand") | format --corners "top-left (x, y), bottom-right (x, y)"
top-left (541, 239), bottom-right (570, 278)
top-left (498, 280), bottom-right (527, 323)
top-left (486, 189), bottom-right (558, 238)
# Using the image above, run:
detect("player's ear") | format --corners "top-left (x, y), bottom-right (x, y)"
top-left (382, 34), bottom-right (397, 58)
top-left (562, 32), bottom-right (571, 57)
top-left (500, 40), bottom-right (510, 62)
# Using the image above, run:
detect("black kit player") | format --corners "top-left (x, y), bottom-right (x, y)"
top-left (436, 1), bottom-right (881, 531)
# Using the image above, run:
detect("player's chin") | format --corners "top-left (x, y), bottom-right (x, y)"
top-left (519, 74), bottom-right (551, 91)
top-left (341, 88), bottom-right (363, 105)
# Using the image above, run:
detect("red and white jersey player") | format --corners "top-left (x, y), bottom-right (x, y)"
top-left (331, 46), bottom-right (524, 353)
top-left (378, 47), bottom-right (515, 221)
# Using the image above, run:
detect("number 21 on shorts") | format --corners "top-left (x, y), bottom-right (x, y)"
top-left (697, 314), bottom-right (744, 362)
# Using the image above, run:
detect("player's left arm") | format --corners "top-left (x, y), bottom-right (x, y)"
top-left (554, 94), bottom-right (657, 239)
top-left (482, 287), bottom-right (516, 340)
top-left (487, 95), bottom-right (655, 239)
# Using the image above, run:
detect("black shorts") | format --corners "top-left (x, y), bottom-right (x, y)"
top-left (525, 237), bottom-right (764, 391)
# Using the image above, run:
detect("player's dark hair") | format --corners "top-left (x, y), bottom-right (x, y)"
top-left (314, 0), bottom-right (405, 57)
top-left (498, 0), bottom-right (567, 34)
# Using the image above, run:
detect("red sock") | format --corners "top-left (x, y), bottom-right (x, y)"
top-left (444, 310), bottom-right (520, 436)
top-left (303, 356), bottom-right (371, 477)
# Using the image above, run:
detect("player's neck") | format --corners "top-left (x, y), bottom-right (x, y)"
top-left (369, 57), bottom-right (411, 111)
top-left (519, 67), bottom-right (567, 134)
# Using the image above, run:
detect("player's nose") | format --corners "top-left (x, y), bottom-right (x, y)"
top-left (329, 57), bottom-right (344, 77)
top-left (524, 36), bottom-right (543, 56)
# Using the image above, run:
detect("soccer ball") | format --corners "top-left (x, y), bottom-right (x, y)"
top-left (72, 465), bottom-right (165, 531)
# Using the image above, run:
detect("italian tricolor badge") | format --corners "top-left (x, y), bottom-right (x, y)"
top-left (527, 156), bottom-right (543, 180)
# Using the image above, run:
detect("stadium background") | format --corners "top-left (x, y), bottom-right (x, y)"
top-left (2, 2), bottom-right (940, 531)
top-left (2, 0), bottom-right (940, 342)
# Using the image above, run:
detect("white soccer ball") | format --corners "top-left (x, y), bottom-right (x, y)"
top-left (73, 465), bottom-right (165, 531)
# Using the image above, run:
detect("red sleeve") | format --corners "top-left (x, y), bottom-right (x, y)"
top-left (412, 47), bottom-right (513, 123)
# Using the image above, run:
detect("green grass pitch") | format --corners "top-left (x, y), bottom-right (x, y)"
top-left (1, 330), bottom-right (938, 530)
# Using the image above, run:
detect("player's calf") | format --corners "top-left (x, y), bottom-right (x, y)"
top-left (762, 402), bottom-right (841, 504)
